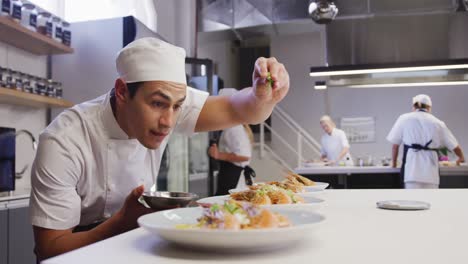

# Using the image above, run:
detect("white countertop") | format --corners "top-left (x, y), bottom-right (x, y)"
top-left (43, 189), bottom-right (468, 264)
top-left (0, 186), bottom-right (31, 202)
top-left (295, 165), bottom-right (468, 176)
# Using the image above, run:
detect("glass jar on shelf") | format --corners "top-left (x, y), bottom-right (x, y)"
top-left (36, 77), bottom-right (46, 95)
top-left (52, 16), bottom-right (62, 42)
top-left (10, 70), bottom-right (22, 91)
top-left (10, 0), bottom-right (21, 22)
top-left (1, 67), bottom-right (12, 88)
top-left (46, 79), bottom-right (55, 97)
top-left (20, 2), bottom-right (37, 31)
top-left (37, 11), bottom-right (51, 35)
top-left (21, 72), bottom-right (32, 93)
top-left (55, 81), bottom-right (62, 98)
top-left (61, 21), bottom-right (71, 46)
top-left (29, 75), bottom-right (37, 94)
top-left (1, 0), bottom-right (11, 17)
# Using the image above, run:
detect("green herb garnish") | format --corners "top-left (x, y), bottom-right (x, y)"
top-left (266, 72), bottom-right (274, 88)
top-left (223, 202), bottom-right (239, 214)
top-left (210, 204), bottom-right (220, 212)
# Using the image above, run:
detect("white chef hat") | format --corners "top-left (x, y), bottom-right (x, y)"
top-left (412, 94), bottom-right (432, 106)
top-left (218, 88), bottom-right (239, 96)
top-left (116, 37), bottom-right (187, 85)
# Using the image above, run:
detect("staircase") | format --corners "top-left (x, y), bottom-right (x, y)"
top-left (249, 106), bottom-right (322, 181)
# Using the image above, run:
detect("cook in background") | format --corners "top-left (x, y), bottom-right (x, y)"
top-left (30, 38), bottom-right (290, 260)
top-left (208, 88), bottom-right (255, 195)
top-left (319, 115), bottom-right (353, 166)
top-left (386, 94), bottom-right (465, 189)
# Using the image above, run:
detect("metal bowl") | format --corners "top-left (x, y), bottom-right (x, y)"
top-left (141, 191), bottom-right (198, 210)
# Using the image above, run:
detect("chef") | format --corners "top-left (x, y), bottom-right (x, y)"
top-left (30, 37), bottom-right (290, 260)
top-left (208, 88), bottom-right (255, 195)
top-left (319, 115), bottom-right (353, 166)
top-left (386, 94), bottom-right (465, 189)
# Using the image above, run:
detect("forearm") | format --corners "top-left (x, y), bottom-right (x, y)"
top-left (216, 152), bottom-right (250, 163)
top-left (35, 212), bottom-right (129, 260)
top-left (453, 146), bottom-right (465, 163)
top-left (392, 144), bottom-right (399, 167)
top-left (230, 87), bottom-right (275, 125)
top-left (337, 147), bottom-right (349, 161)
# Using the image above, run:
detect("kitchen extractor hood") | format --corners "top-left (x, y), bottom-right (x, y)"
top-left (310, 9), bottom-right (468, 88)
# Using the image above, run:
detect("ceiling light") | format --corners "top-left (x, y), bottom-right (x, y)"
top-left (308, 0), bottom-right (339, 25)
top-left (310, 59), bottom-right (468, 77)
top-left (346, 81), bottom-right (468, 88)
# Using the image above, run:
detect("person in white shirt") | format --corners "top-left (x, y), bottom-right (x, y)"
top-left (208, 88), bottom-right (255, 195)
top-left (319, 115), bottom-right (353, 166)
top-left (386, 94), bottom-right (465, 189)
top-left (30, 38), bottom-right (290, 260)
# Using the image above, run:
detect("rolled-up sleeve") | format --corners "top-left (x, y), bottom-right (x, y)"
top-left (440, 122), bottom-right (459, 151)
top-left (386, 116), bottom-right (403, 145)
top-left (339, 130), bottom-right (350, 148)
top-left (174, 87), bottom-right (209, 136)
top-left (30, 133), bottom-right (82, 230)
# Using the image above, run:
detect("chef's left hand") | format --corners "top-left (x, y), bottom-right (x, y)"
top-left (252, 57), bottom-right (290, 105)
top-left (208, 144), bottom-right (219, 159)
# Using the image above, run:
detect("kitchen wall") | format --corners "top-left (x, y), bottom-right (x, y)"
top-left (0, 42), bottom-right (48, 192)
top-left (270, 31), bottom-right (468, 163)
top-left (197, 28), bottom-right (468, 167)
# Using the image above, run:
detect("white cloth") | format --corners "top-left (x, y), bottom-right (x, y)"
top-left (218, 125), bottom-right (252, 188)
top-left (320, 128), bottom-right (353, 165)
top-left (386, 110), bottom-right (458, 185)
top-left (116, 38), bottom-right (187, 84)
top-left (405, 182), bottom-right (439, 189)
top-left (30, 87), bottom-right (208, 230)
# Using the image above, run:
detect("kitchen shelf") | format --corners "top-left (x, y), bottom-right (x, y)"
top-left (0, 87), bottom-right (73, 108)
top-left (0, 16), bottom-right (73, 55)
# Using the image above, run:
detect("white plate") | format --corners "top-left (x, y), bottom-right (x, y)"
top-left (304, 182), bottom-right (330, 191)
top-left (138, 207), bottom-right (325, 251)
top-left (197, 194), bottom-right (324, 208)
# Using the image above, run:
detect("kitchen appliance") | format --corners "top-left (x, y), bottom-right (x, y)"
top-left (0, 127), bottom-right (15, 192)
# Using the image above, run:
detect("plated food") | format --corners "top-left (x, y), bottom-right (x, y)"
top-left (177, 200), bottom-right (290, 230)
top-left (230, 184), bottom-right (304, 205)
top-left (138, 205), bottom-right (325, 251)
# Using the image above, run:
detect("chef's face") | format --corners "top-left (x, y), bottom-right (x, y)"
top-left (320, 121), bottom-right (333, 135)
top-left (118, 80), bottom-right (187, 149)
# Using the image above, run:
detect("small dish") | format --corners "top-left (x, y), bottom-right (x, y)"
top-left (141, 191), bottom-right (198, 210)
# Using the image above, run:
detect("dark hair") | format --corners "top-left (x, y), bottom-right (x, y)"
top-left (413, 102), bottom-right (430, 110)
top-left (126, 82), bottom-right (144, 99)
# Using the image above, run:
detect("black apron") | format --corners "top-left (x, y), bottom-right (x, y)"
top-left (401, 139), bottom-right (439, 187)
top-left (215, 161), bottom-right (256, 195)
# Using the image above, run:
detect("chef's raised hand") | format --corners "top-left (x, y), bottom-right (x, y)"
top-left (252, 57), bottom-right (290, 105)
top-left (115, 185), bottom-right (154, 231)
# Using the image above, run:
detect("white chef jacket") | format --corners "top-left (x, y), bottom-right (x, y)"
top-left (386, 110), bottom-right (458, 184)
top-left (218, 125), bottom-right (252, 188)
top-left (30, 87), bottom-right (208, 230)
top-left (320, 128), bottom-right (353, 165)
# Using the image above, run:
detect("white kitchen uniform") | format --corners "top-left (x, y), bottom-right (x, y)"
top-left (320, 128), bottom-right (353, 165)
top-left (30, 87), bottom-right (208, 230)
top-left (386, 110), bottom-right (458, 185)
top-left (218, 125), bottom-right (252, 188)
